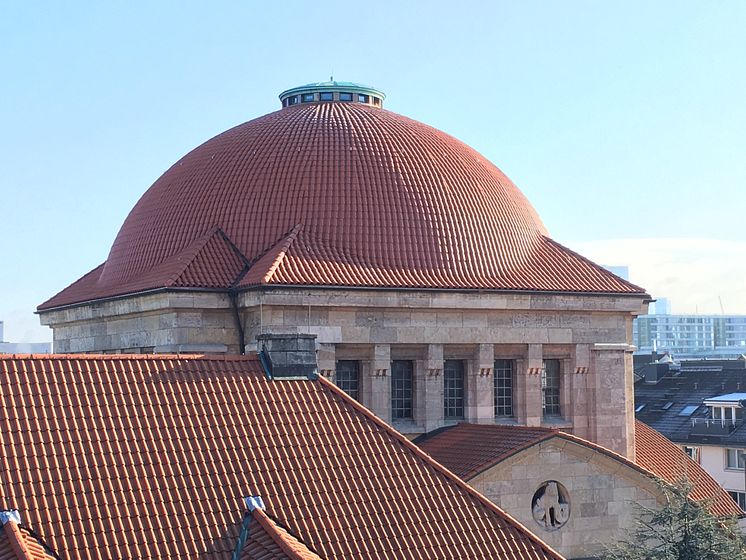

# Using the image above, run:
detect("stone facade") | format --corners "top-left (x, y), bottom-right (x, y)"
top-left (469, 437), bottom-right (662, 559)
top-left (40, 286), bottom-right (648, 457)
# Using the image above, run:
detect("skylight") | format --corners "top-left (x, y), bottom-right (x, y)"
top-left (661, 402), bottom-right (674, 410)
top-left (635, 404), bottom-right (646, 413)
top-left (678, 405), bottom-right (699, 416)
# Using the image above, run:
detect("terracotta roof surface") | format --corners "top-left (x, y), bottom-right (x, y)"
top-left (40, 102), bottom-right (645, 310)
top-left (417, 421), bottom-right (742, 518)
top-left (0, 354), bottom-right (563, 559)
top-left (634, 421), bottom-right (743, 517)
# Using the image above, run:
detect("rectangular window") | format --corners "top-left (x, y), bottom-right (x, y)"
top-left (319, 92), bottom-right (334, 101)
top-left (335, 360), bottom-right (360, 401)
top-left (728, 491), bottom-right (746, 511)
top-left (494, 359), bottom-right (514, 417)
top-left (444, 360), bottom-right (465, 419)
top-left (358, 94), bottom-right (369, 103)
top-left (301, 93), bottom-right (315, 102)
top-left (391, 360), bottom-right (414, 420)
top-left (726, 448), bottom-right (746, 470)
top-left (339, 92), bottom-right (353, 101)
top-left (542, 359), bottom-right (561, 417)
top-left (287, 95), bottom-right (299, 106)
top-left (683, 446), bottom-right (700, 463)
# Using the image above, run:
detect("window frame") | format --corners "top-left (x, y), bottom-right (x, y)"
top-left (443, 359), bottom-right (465, 420)
top-left (390, 360), bottom-right (414, 421)
top-left (541, 359), bottom-right (561, 418)
top-left (335, 360), bottom-right (360, 401)
top-left (728, 490), bottom-right (746, 512)
top-left (726, 447), bottom-right (746, 470)
top-left (494, 359), bottom-right (515, 418)
top-left (339, 92), bottom-right (353, 101)
top-left (319, 92), bottom-right (334, 101)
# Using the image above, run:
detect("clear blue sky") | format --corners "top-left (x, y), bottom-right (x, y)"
top-left (2, 1), bottom-right (745, 341)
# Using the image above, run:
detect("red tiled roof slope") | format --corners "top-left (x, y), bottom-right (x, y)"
top-left (417, 422), bottom-right (742, 518)
top-left (417, 423), bottom-right (556, 479)
top-left (634, 421), bottom-right (742, 517)
top-left (0, 519), bottom-right (57, 560)
top-left (0, 354), bottom-right (563, 559)
top-left (240, 509), bottom-right (322, 560)
top-left (39, 103), bottom-right (645, 310)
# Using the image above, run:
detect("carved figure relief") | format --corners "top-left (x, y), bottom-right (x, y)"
top-left (531, 481), bottom-right (570, 531)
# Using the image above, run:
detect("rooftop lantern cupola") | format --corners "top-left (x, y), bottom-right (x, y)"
top-left (279, 79), bottom-right (386, 108)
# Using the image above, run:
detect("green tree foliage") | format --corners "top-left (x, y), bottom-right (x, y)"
top-left (604, 480), bottom-right (746, 560)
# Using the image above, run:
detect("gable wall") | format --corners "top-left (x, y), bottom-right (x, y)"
top-left (468, 438), bottom-right (661, 559)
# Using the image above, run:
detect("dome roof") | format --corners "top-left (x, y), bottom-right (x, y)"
top-left (40, 100), bottom-right (644, 310)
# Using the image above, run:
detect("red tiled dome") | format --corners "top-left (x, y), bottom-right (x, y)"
top-left (102, 102), bottom-right (545, 286)
top-left (40, 102), bottom-right (644, 310)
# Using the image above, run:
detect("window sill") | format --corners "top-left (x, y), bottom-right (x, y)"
top-left (494, 417), bottom-right (521, 426)
top-left (541, 418), bottom-right (573, 429)
top-left (393, 419), bottom-right (423, 435)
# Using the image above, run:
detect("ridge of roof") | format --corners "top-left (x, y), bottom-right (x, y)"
top-left (315, 377), bottom-right (566, 560)
top-left (246, 508), bottom-right (323, 560)
top-left (0, 512), bottom-right (58, 560)
top-left (238, 224), bottom-right (303, 287)
top-left (171, 227), bottom-right (251, 288)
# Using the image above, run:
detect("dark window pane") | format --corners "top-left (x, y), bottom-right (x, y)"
top-left (287, 95), bottom-right (299, 106)
top-left (320, 92), bottom-right (334, 101)
top-left (372, 97), bottom-right (381, 105)
top-left (494, 359), bottom-right (514, 417)
top-left (301, 93), bottom-right (314, 102)
top-left (339, 92), bottom-right (353, 101)
top-left (358, 94), bottom-right (369, 103)
top-left (391, 360), bottom-right (413, 420)
top-left (542, 359), bottom-right (561, 417)
top-left (444, 360), bottom-right (465, 419)
top-left (336, 360), bottom-right (360, 401)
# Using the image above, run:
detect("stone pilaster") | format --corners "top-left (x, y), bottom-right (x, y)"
top-left (568, 344), bottom-right (590, 439)
top-left (524, 343), bottom-right (543, 427)
top-left (466, 344), bottom-right (494, 423)
top-left (365, 344), bottom-right (391, 424)
top-left (417, 343), bottom-right (444, 432)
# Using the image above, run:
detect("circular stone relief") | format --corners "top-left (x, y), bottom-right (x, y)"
top-left (531, 481), bottom-right (571, 531)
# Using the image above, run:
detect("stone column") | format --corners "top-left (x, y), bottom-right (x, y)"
top-left (466, 344), bottom-right (494, 424)
top-left (417, 343), bottom-right (444, 432)
top-left (365, 344), bottom-right (391, 424)
top-left (523, 343), bottom-right (543, 427)
top-left (317, 343), bottom-right (336, 380)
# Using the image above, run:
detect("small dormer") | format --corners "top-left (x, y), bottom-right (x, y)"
top-left (690, 393), bottom-right (746, 436)
top-left (279, 80), bottom-right (386, 109)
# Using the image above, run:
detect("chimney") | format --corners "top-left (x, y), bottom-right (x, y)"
top-left (257, 333), bottom-right (318, 380)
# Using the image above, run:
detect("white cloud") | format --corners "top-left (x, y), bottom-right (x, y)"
top-left (568, 238), bottom-right (746, 315)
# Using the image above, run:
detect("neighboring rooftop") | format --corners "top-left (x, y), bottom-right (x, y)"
top-left (0, 354), bottom-right (563, 559)
top-left (416, 421), bottom-right (742, 518)
top-left (634, 359), bottom-right (746, 447)
top-left (39, 93), bottom-right (645, 311)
